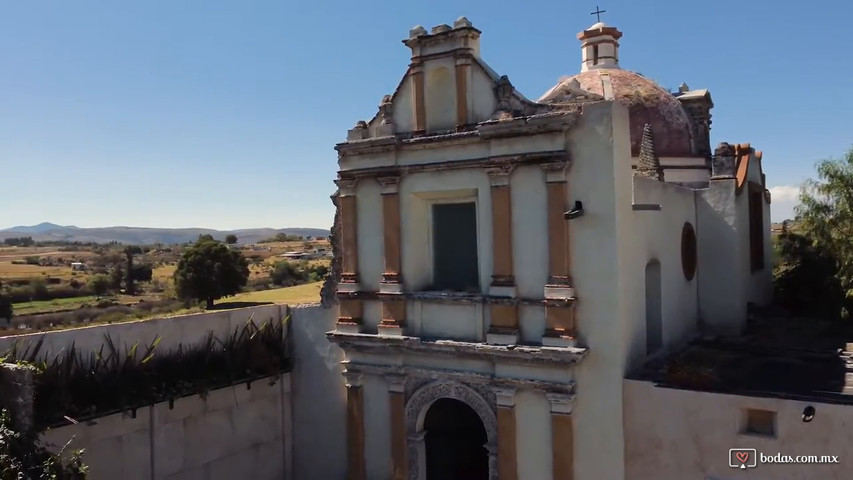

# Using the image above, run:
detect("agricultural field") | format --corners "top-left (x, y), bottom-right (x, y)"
top-left (1, 238), bottom-right (332, 333)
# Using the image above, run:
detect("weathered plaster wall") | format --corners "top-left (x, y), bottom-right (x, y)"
top-left (290, 304), bottom-right (347, 480)
top-left (514, 388), bottom-right (553, 479)
top-left (44, 373), bottom-right (291, 480)
top-left (565, 101), bottom-right (630, 480)
top-left (628, 177), bottom-right (700, 364)
top-left (624, 379), bottom-right (852, 480)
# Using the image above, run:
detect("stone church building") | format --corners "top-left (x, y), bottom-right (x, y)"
top-left (326, 18), bottom-right (772, 480)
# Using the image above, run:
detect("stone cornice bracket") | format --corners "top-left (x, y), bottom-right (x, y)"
top-left (491, 386), bottom-right (517, 407)
top-left (540, 159), bottom-right (572, 183)
top-left (485, 164), bottom-right (514, 187)
top-left (545, 392), bottom-right (575, 415)
top-left (385, 374), bottom-right (407, 393)
top-left (335, 178), bottom-right (358, 197)
top-left (342, 369), bottom-right (364, 388)
top-left (377, 176), bottom-right (401, 195)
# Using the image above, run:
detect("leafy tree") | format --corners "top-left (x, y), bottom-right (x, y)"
top-left (173, 239), bottom-right (249, 309)
top-left (197, 234), bottom-right (215, 243)
top-left (796, 146), bottom-right (853, 318)
top-left (270, 261), bottom-right (306, 287)
top-left (225, 234), bottom-right (238, 245)
top-left (131, 264), bottom-right (153, 283)
top-left (109, 265), bottom-right (124, 291)
top-left (29, 278), bottom-right (48, 301)
top-left (89, 275), bottom-right (110, 296)
top-left (0, 295), bottom-right (12, 320)
top-left (123, 246), bottom-right (143, 295)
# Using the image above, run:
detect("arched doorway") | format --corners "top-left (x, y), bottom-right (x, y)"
top-left (424, 398), bottom-right (489, 480)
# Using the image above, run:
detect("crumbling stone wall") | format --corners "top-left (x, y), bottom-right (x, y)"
top-left (0, 363), bottom-right (35, 434)
top-left (320, 190), bottom-right (341, 309)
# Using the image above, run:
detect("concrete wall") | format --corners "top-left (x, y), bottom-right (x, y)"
top-left (624, 379), bottom-right (852, 480)
top-left (44, 373), bottom-right (291, 480)
top-left (289, 304), bottom-right (347, 480)
top-left (0, 304), bottom-right (288, 360)
top-left (7, 304), bottom-right (347, 480)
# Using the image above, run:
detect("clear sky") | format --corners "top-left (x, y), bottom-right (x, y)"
top-left (2, 0), bottom-right (851, 230)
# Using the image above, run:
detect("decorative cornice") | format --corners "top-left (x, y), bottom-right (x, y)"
top-left (343, 361), bottom-right (576, 394)
top-left (485, 164), bottom-right (514, 187)
top-left (541, 160), bottom-right (571, 183)
top-left (477, 111), bottom-right (581, 140)
top-left (327, 332), bottom-right (587, 366)
top-left (336, 290), bottom-right (574, 308)
top-left (545, 392), bottom-right (575, 414)
top-left (342, 369), bottom-right (363, 388)
top-left (334, 178), bottom-right (358, 196)
top-left (339, 150), bottom-right (571, 180)
top-left (492, 386), bottom-right (517, 407)
top-left (377, 176), bottom-right (401, 195)
top-left (385, 374), bottom-right (407, 393)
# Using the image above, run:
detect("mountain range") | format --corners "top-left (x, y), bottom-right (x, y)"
top-left (0, 223), bottom-right (329, 246)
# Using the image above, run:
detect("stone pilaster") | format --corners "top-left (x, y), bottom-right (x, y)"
top-left (410, 65), bottom-right (426, 134)
top-left (386, 375), bottom-right (408, 480)
top-left (541, 161), bottom-right (576, 347)
top-left (344, 370), bottom-right (366, 480)
top-left (379, 176), bottom-right (403, 294)
top-left (336, 178), bottom-right (360, 292)
top-left (486, 164), bottom-right (519, 345)
top-left (546, 392), bottom-right (574, 480)
top-left (455, 56), bottom-right (471, 130)
top-left (493, 386), bottom-right (518, 480)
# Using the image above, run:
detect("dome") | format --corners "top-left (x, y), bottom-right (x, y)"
top-left (557, 69), bottom-right (694, 157)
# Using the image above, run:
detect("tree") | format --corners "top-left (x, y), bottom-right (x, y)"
top-left (131, 264), bottom-right (153, 283)
top-left (89, 275), bottom-right (110, 297)
top-left (197, 234), bottom-right (215, 242)
top-left (173, 239), bottom-right (249, 308)
top-left (270, 261), bottom-right (306, 287)
top-left (225, 234), bottom-right (238, 245)
top-left (123, 246), bottom-right (143, 295)
top-left (796, 146), bottom-right (853, 318)
top-left (0, 295), bottom-right (12, 320)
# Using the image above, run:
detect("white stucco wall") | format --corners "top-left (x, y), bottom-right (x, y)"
top-left (363, 374), bottom-right (392, 479)
top-left (628, 177), bottom-right (700, 364)
top-left (564, 101), bottom-right (631, 480)
top-left (45, 373), bottom-right (291, 480)
top-left (624, 379), bottom-right (852, 480)
top-left (290, 305), bottom-right (347, 480)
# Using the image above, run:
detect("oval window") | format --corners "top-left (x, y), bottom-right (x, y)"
top-left (681, 222), bottom-right (697, 281)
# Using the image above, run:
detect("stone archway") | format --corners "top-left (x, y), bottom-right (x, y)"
top-left (405, 381), bottom-right (498, 480)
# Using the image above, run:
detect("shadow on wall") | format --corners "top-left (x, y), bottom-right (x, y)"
top-left (290, 304), bottom-right (347, 480)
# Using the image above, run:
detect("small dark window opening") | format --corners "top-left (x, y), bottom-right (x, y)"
top-left (592, 45), bottom-right (600, 65)
top-left (744, 408), bottom-right (776, 437)
top-left (681, 222), bottom-right (697, 281)
top-left (432, 202), bottom-right (479, 292)
top-left (748, 182), bottom-right (765, 272)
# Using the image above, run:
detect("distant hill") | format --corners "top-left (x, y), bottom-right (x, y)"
top-left (0, 223), bottom-right (329, 245)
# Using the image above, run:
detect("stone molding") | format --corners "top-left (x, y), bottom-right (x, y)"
top-left (405, 380), bottom-right (498, 480)
top-left (335, 178), bottom-right (358, 196)
top-left (541, 160), bottom-right (572, 183)
top-left (546, 392), bottom-right (575, 415)
top-left (485, 164), bottom-right (514, 186)
top-left (342, 361), bottom-right (577, 394)
top-left (378, 176), bottom-right (401, 195)
top-left (385, 374), bottom-right (407, 393)
top-left (491, 386), bottom-right (517, 407)
top-left (342, 369), bottom-right (363, 388)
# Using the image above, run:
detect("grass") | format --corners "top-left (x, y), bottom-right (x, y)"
top-left (217, 282), bottom-right (323, 306)
top-left (12, 296), bottom-right (99, 315)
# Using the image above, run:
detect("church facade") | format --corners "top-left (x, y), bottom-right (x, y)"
top-left (326, 18), bottom-right (772, 480)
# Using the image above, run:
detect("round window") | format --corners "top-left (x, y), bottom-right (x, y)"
top-left (681, 222), bottom-right (697, 281)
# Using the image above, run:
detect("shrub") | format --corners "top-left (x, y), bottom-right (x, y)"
top-left (0, 408), bottom-right (87, 478)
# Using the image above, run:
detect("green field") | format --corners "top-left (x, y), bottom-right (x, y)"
top-left (217, 282), bottom-right (323, 306)
top-left (12, 295), bottom-right (99, 315)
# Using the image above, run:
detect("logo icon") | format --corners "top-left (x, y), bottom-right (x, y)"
top-left (729, 448), bottom-right (757, 469)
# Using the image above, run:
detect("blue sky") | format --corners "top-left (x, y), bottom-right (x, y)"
top-left (1, 0), bottom-right (851, 229)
